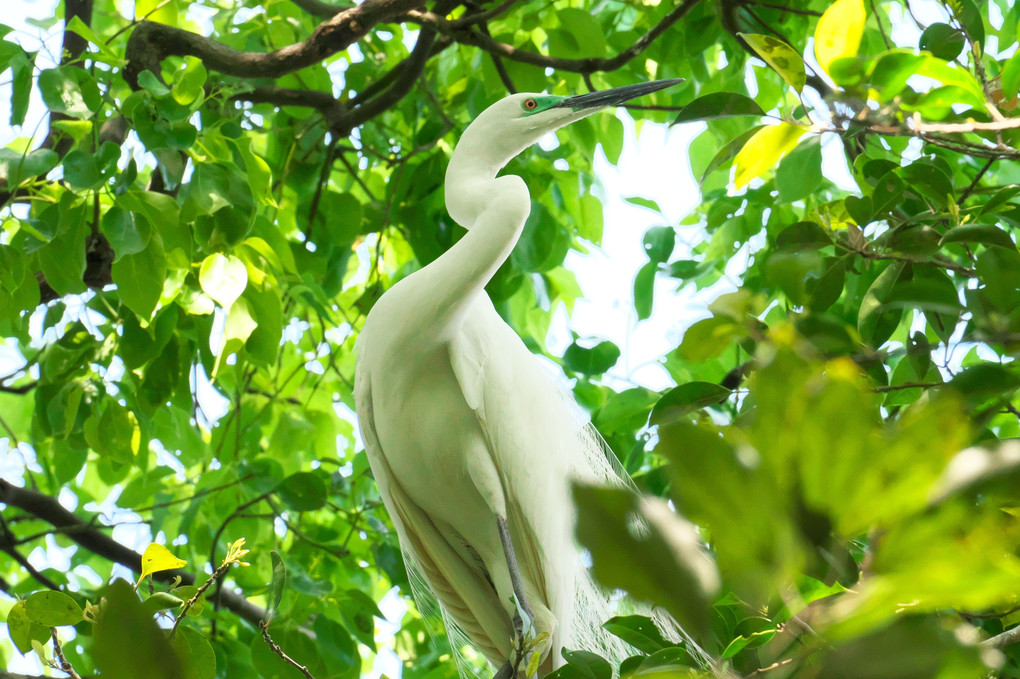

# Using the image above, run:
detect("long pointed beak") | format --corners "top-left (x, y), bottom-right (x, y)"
top-left (555, 79), bottom-right (683, 110)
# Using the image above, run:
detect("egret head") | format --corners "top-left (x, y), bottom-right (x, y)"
top-left (455, 79), bottom-right (684, 172)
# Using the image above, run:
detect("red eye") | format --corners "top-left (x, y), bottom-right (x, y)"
top-left (523, 98), bottom-right (538, 110)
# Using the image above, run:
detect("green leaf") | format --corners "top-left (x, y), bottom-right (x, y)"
top-left (766, 251), bottom-right (823, 306)
top-left (563, 340), bottom-right (621, 375)
top-left (858, 261), bottom-right (905, 346)
top-left (573, 486), bottom-right (719, 637)
top-left (0, 147), bottom-right (58, 186)
top-left (141, 591), bottom-right (184, 616)
top-left (277, 471), bottom-right (327, 511)
top-left (102, 206), bottom-right (152, 259)
top-left (170, 626), bottom-right (217, 679)
top-left (561, 649), bottom-right (612, 679)
top-left (884, 278), bottom-right (962, 314)
top-left (199, 253), bottom-right (248, 308)
top-left (38, 66), bottom-right (102, 118)
top-left (633, 260), bottom-right (656, 321)
top-left (244, 285), bottom-right (283, 366)
top-left (170, 585), bottom-right (205, 617)
top-left (739, 33), bottom-right (807, 92)
top-left (946, 0), bottom-right (984, 49)
top-left (700, 126), bottom-right (763, 183)
top-left (9, 49), bottom-right (34, 125)
top-left (113, 238), bottom-right (166, 319)
top-left (556, 9), bottom-right (606, 58)
top-left (775, 221), bottom-right (832, 251)
top-left (602, 615), bottom-right (670, 654)
top-left (650, 382), bottom-right (731, 425)
top-left (137, 70), bottom-right (171, 98)
top-left (808, 258), bottom-right (846, 312)
top-left (37, 207), bottom-right (88, 296)
top-left (666, 259), bottom-right (714, 281)
top-left (672, 92), bottom-right (764, 124)
top-left (93, 580), bottom-right (184, 679)
top-left (722, 634), bottom-right (752, 659)
top-left (624, 196), bottom-right (661, 212)
top-left (235, 138), bottom-right (275, 207)
top-left (62, 150), bottom-right (102, 189)
top-left (940, 224), bottom-right (1016, 250)
top-left (6, 601), bottom-right (51, 654)
top-left (642, 226), bottom-right (675, 264)
top-left (578, 194), bottom-right (604, 243)
top-left (24, 590), bottom-right (82, 627)
top-left (314, 616), bottom-right (359, 676)
top-left (171, 56), bottom-right (207, 106)
top-left (65, 15), bottom-right (121, 63)
top-left (776, 140), bottom-right (823, 203)
top-left (268, 550), bottom-right (287, 622)
top-left (919, 23), bottom-right (965, 61)
top-left (678, 317), bottom-right (746, 362)
top-left (948, 364), bottom-right (1020, 397)
top-left (1002, 51), bottom-right (1020, 100)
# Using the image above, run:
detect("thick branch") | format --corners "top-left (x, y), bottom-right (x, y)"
top-left (332, 7), bottom-right (455, 137)
top-left (43, 0), bottom-right (95, 155)
top-left (290, 0), bottom-right (345, 20)
top-left (124, 0), bottom-right (426, 87)
top-left (405, 0), bottom-right (701, 73)
top-left (232, 86), bottom-right (347, 125)
top-left (0, 479), bottom-right (268, 628)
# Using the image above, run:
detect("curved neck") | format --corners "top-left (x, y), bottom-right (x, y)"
top-left (445, 122), bottom-right (532, 229)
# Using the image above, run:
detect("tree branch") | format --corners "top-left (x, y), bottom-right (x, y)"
top-left (124, 0), bottom-right (427, 87)
top-left (403, 0), bottom-right (701, 73)
top-left (0, 479), bottom-right (269, 628)
top-left (982, 625), bottom-right (1020, 649)
top-left (51, 628), bottom-right (83, 679)
top-left (331, 1), bottom-right (458, 137)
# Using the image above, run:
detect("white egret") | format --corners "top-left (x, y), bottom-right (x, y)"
top-left (354, 80), bottom-right (702, 677)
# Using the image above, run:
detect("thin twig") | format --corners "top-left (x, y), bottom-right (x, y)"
top-left (169, 560), bottom-right (231, 638)
top-left (50, 628), bottom-right (83, 679)
top-left (259, 621), bottom-right (317, 679)
top-left (871, 381), bottom-right (944, 393)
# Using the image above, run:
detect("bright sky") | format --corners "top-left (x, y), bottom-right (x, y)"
top-left (0, 1), bottom-right (960, 676)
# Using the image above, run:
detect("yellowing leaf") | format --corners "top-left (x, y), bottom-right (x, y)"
top-left (739, 33), bottom-right (807, 92)
top-left (732, 123), bottom-right (806, 190)
top-left (815, 0), bottom-right (866, 75)
top-left (136, 0), bottom-right (178, 25)
top-left (137, 543), bottom-right (187, 587)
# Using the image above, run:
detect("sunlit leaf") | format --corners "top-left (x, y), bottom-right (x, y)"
top-left (815, 0), bottom-right (866, 75)
top-left (199, 253), bottom-right (248, 308)
top-left (732, 123), bottom-right (806, 190)
top-left (138, 543), bottom-right (188, 586)
top-left (739, 33), bottom-right (807, 92)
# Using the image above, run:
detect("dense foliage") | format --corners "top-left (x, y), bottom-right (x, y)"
top-left (1, 0), bottom-right (1019, 677)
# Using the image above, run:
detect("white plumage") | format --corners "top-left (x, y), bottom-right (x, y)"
top-left (354, 81), bottom-right (697, 677)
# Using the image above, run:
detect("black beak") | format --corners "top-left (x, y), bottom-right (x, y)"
top-left (556, 79), bottom-right (684, 110)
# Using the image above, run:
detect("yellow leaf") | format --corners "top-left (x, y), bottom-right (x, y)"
top-left (732, 123), bottom-right (806, 190)
top-left (739, 33), bottom-right (807, 92)
top-left (815, 0), bottom-right (866, 75)
top-left (136, 0), bottom-right (178, 25)
top-left (137, 543), bottom-right (187, 587)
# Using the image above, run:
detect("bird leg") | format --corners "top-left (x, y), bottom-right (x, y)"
top-left (495, 516), bottom-right (535, 678)
top-left (496, 516), bottom-right (535, 625)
